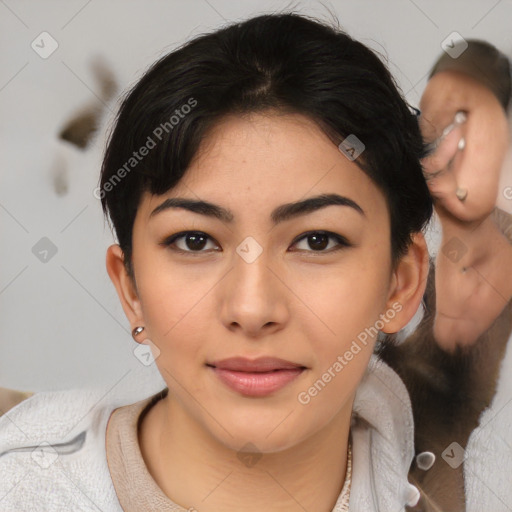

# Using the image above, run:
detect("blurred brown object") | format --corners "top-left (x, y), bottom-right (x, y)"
top-left (380, 208), bottom-right (512, 512)
top-left (0, 387), bottom-right (33, 416)
top-left (58, 56), bottom-right (118, 149)
top-left (59, 106), bottom-right (102, 149)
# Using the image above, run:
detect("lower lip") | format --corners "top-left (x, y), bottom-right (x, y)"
top-left (211, 367), bottom-right (305, 397)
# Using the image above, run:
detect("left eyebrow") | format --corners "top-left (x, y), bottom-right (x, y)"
top-left (150, 193), bottom-right (365, 224)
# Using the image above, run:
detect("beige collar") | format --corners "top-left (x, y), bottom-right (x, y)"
top-left (106, 390), bottom-right (352, 511)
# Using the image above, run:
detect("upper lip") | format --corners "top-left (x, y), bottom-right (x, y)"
top-left (208, 357), bottom-right (305, 372)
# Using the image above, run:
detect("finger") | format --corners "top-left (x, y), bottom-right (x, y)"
top-left (422, 122), bottom-right (465, 177)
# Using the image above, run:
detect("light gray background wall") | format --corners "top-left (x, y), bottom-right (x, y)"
top-left (1, 0), bottom-right (511, 391)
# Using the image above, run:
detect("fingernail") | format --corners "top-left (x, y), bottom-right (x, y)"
top-left (454, 111), bottom-right (467, 124)
top-left (456, 187), bottom-right (468, 201)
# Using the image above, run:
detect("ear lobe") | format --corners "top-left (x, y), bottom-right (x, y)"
top-left (381, 233), bottom-right (430, 334)
top-left (105, 244), bottom-right (144, 328)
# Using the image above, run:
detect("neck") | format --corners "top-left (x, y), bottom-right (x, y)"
top-left (139, 393), bottom-right (352, 512)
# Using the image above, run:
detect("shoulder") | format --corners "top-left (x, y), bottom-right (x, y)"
top-left (353, 355), bottom-right (414, 442)
top-left (464, 326), bottom-right (512, 510)
top-left (0, 367), bottom-right (166, 511)
top-left (0, 388), bottom-right (121, 511)
top-left (349, 356), bottom-right (419, 511)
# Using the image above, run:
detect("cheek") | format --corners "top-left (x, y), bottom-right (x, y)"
top-left (296, 250), bottom-right (391, 348)
top-left (133, 253), bottom-right (217, 363)
top-left (293, 253), bottom-right (391, 420)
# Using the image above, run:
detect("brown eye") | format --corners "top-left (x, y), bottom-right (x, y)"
top-left (306, 233), bottom-right (329, 250)
top-left (291, 231), bottom-right (351, 253)
top-left (161, 231), bottom-right (220, 253)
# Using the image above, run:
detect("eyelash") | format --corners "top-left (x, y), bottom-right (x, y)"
top-left (160, 230), bottom-right (352, 256)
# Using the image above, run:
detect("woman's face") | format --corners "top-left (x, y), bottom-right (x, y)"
top-left (125, 112), bottom-right (407, 452)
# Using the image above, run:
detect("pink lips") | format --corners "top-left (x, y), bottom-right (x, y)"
top-left (208, 357), bottom-right (306, 397)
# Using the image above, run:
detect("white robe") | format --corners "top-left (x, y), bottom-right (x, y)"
top-left (464, 328), bottom-right (512, 511)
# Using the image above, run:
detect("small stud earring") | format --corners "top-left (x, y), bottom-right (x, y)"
top-left (132, 326), bottom-right (145, 341)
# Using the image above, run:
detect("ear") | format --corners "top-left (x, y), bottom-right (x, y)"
top-left (381, 232), bottom-right (429, 333)
top-left (105, 244), bottom-right (144, 332)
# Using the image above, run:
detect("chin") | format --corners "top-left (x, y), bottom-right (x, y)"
top-left (234, 433), bottom-right (303, 454)
top-left (207, 412), bottom-right (308, 454)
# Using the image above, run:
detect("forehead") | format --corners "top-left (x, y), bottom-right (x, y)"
top-left (139, 112), bottom-right (388, 224)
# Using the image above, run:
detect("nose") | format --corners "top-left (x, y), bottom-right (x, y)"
top-left (219, 244), bottom-right (290, 338)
